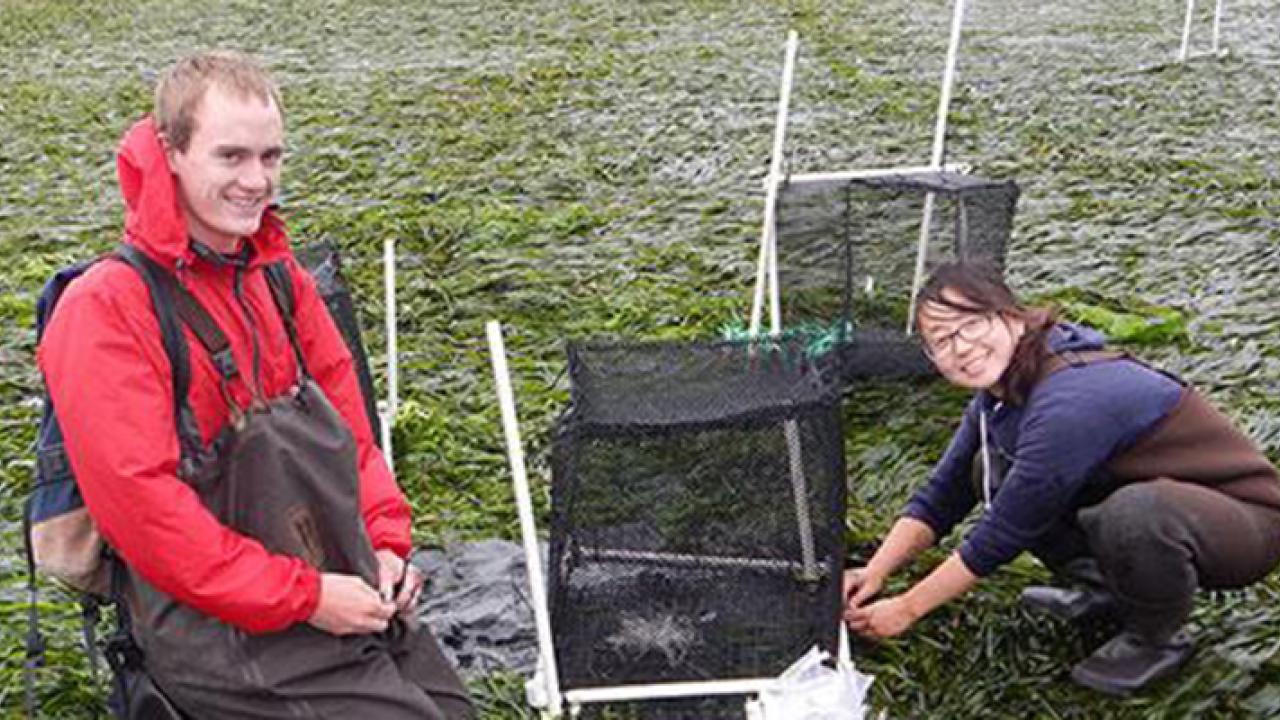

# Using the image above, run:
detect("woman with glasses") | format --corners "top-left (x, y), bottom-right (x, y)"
top-left (843, 262), bottom-right (1280, 696)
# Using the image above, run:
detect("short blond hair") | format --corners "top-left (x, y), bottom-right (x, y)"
top-left (155, 50), bottom-right (282, 151)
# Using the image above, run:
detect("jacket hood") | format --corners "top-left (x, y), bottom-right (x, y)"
top-left (1045, 322), bottom-right (1107, 354)
top-left (116, 116), bottom-right (291, 270)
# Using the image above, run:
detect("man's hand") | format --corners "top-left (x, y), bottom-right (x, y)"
top-left (846, 595), bottom-right (919, 640)
top-left (842, 567), bottom-right (884, 614)
top-left (375, 549), bottom-right (424, 619)
top-left (307, 573), bottom-right (395, 635)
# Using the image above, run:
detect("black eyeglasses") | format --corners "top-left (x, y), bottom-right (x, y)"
top-left (922, 314), bottom-right (993, 361)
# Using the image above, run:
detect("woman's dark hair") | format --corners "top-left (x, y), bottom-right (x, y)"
top-left (915, 262), bottom-right (1057, 405)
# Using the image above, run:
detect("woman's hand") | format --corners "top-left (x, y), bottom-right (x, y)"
top-left (375, 549), bottom-right (425, 619)
top-left (846, 553), bottom-right (980, 640)
top-left (846, 595), bottom-right (919, 639)
top-left (842, 567), bottom-right (884, 615)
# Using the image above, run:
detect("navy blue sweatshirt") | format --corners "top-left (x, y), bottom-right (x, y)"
top-left (902, 323), bottom-right (1183, 576)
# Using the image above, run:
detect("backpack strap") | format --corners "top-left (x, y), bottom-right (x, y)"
top-left (115, 245), bottom-right (208, 466)
top-left (102, 555), bottom-right (145, 707)
top-left (21, 495), bottom-right (45, 713)
top-left (117, 245), bottom-right (258, 425)
top-left (166, 280), bottom-right (239, 383)
top-left (294, 244), bottom-right (383, 444)
top-left (263, 261), bottom-right (310, 381)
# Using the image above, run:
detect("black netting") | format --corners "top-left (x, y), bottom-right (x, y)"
top-left (564, 338), bottom-right (840, 429)
top-left (296, 243), bottom-right (382, 443)
top-left (549, 339), bottom-right (846, 706)
top-left (774, 170), bottom-right (1018, 381)
top-left (835, 327), bottom-right (934, 381)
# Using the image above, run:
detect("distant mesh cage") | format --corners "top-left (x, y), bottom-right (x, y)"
top-left (548, 339), bottom-right (847, 713)
top-left (774, 170), bottom-right (1019, 380)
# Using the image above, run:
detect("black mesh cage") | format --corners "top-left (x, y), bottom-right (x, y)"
top-left (548, 339), bottom-right (847, 709)
top-left (773, 170), bottom-right (1019, 381)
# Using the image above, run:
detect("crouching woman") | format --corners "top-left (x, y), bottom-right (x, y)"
top-left (844, 262), bottom-right (1280, 695)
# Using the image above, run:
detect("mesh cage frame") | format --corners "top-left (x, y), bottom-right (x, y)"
top-left (548, 338), bottom-right (847, 702)
top-left (774, 170), bottom-right (1019, 382)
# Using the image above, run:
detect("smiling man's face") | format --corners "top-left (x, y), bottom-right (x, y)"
top-left (166, 82), bottom-right (283, 252)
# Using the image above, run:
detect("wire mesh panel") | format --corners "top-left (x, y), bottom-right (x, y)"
top-left (549, 339), bottom-right (846, 707)
top-left (774, 170), bottom-right (1018, 380)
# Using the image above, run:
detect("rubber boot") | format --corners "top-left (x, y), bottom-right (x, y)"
top-left (1070, 628), bottom-right (1194, 696)
top-left (1021, 557), bottom-right (1117, 623)
top-left (1021, 585), bottom-right (1117, 623)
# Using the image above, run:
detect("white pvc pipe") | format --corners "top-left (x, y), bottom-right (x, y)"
top-left (379, 239), bottom-right (398, 471)
top-left (907, 0), bottom-right (968, 334)
top-left (750, 30), bottom-right (799, 338)
top-left (785, 162), bottom-right (966, 186)
top-left (1180, 0), bottom-right (1196, 61)
top-left (767, 32), bottom-right (800, 337)
top-left (766, 34), bottom-right (815, 594)
top-left (384, 238), bottom-right (399, 420)
top-left (1211, 0), bottom-right (1224, 54)
top-left (379, 407), bottom-right (394, 470)
top-left (930, 0), bottom-right (967, 170)
top-left (906, 193), bottom-right (938, 335)
top-left (486, 321), bottom-right (562, 717)
top-left (565, 677), bottom-right (779, 705)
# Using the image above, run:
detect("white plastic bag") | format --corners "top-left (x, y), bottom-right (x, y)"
top-left (757, 645), bottom-right (875, 720)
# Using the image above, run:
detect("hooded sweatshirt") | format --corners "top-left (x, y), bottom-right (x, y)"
top-left (37, 118), bottom-right (412, 633)
top-left (902, 323), bottom-right (1185, 577)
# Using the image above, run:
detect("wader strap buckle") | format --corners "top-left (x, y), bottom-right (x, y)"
top-left (103, 633), bottom-right (144, 674)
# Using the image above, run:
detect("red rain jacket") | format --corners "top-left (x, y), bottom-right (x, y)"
top-left (37, 118), bottom-right (412, 633)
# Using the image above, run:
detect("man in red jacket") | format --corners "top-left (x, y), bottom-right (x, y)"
top-left (39, 50), bottom-right (471, 718)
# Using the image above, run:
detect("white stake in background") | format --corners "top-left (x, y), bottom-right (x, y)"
top-left (906, 0), bottom-right (968, 334)
top-left (1212, 0), bottom-right (1224, 54)
top-left (1180, 0), bottom-right (1197, 61)
top-left (1180, 0), bottom-right (1227, 60)
top-left (750, 30), bottom-right (798, 338)
top-left (380, 238), bottom-right (398, 470)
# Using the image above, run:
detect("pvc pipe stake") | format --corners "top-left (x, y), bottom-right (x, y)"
top-left (1211, 0), bottom-right (1224, 54)
top-left (907, 0), bottom-right (968, 334)
top-left (486, 322), bottom-right (563, 717)
top-left (751, 30), bottom-right (799, 338)
top-left (1180, 0), bottom-right (1197, 61)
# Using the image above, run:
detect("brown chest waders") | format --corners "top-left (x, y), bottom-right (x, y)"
top-left (1004, 356), bottom-right (1280, 615)
top-left (1000, 351), bottom-right (1280, 694)
top-left (981, 350), bottom-right (1280, 568)
top-left (117, 250), bottom-right (471, 719)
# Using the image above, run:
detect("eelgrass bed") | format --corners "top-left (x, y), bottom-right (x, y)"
top-left (2, 0), bottom-right (1278, 716)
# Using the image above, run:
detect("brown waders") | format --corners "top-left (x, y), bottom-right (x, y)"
top-left (119, 252), bottom-right (471, 718)
top-left (1017, 353), bottom-right (1280, 695)
top-left (1067, 476), bottom-right (1280, 695)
